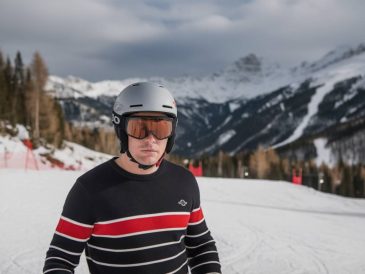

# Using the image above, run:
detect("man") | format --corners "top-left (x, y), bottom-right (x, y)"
top-left (43, 82), bottom-right (221, 274)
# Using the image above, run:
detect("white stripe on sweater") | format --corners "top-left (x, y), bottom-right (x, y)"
top-left (49, 245), bottom-right (83, 256)
top-left (43, 268), bottom-right (72, 273)
top-left (87, 235), bottom-right (185, 252)
top-left (186, 229), bottom-right (209, 238)
top-left (187, 250), bottom-right (218, 260)
top-left (188, 218), bottom-right (205, 225)
top-left (45, 256), bottom-right (78, 266)
top-left (55, 231), bottom-right (89, 242)
top-left (185, 239), bottom-right (216, 249)
top-left (92, 227), bottom-right (186, 238)
top-left (95, 211), bottom-right (190, 225)
top-left (61, 215), bottom-right (94, 228)
top-left (190, 261), bottom-right (221, 271)
top-left (166, 259), bottom-right (188, 274)
top-left (85, 249), bottom-right (186, 267)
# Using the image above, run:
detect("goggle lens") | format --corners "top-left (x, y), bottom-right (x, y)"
top-left (126, 116), bottom-right (173, 140)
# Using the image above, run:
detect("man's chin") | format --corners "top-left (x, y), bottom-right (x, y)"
top-left (136, 154), bottom-right (160, 165)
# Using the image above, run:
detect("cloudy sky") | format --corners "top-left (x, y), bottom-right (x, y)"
top-left (1, 0), bottom-right (364, 81)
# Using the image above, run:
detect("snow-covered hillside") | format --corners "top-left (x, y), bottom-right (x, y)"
top-left (0, 126), bottom-right (111, 170)
top-left (0, 169), bottom-right (365, 273)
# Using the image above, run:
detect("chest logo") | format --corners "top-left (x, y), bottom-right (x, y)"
top-left (178, 199), bottom-right (187, 207)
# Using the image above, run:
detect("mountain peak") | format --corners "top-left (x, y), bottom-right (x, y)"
top-left (304, 43), bottom-right (365, 72)
top-left (221, 53), bottom-right (264, 83)
top-left (233, 54), bottom-right (262, 73)
top-left (218, 53), bottom-right (284, 87)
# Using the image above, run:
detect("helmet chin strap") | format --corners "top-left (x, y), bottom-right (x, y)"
top-left (126, 150), bottom-right (165, 170)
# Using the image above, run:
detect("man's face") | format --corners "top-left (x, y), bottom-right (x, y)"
top-left (127, 112), bottom-right (169, 165)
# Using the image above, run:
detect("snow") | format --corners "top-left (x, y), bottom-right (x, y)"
top-left (52, 141), bottom-right (113, 170)
top-left (351, 76), bottom-right (365, 90)
top-left (280, 102), bottom-right (285, 111)
top-left (314, 138), bottom-right (334, 167)
top-left (228, 101), bottom-right (241, 112)
top-left (0, 135), bottom-right (111, 170)
top-left (46, 76), bottom-right (149, 99)
top-left (301, 44), bottom-right (365, 73)
top-left (16, 125), bottom-right (29, 140)
top-left (1, 169), bottom-right (365, 274)
top-left (334, 89), bottom-right (357, 109)
top-left (334, 75), bottom-right (364, 109)
top-left (213, 116), bottom-right (233, 133)
top-left (217, 130), bottom-right (236, 145)
top-left (241, 112), bottom-right (250, 119)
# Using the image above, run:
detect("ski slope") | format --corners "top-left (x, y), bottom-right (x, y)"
top-left (1, 168), bottom-right (365, 274)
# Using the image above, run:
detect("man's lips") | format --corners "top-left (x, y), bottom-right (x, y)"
top-left (141, 149), bottom-right (158, 152)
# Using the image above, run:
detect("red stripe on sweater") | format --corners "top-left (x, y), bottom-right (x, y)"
top-left (93, 214), bottom-right (190, 236)
top-left (189, 208), bottom-right (204, 223)
top-left (56, 218), bottom-right (93, 240)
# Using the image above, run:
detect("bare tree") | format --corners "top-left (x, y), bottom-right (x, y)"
top-left (30, 52), bottom-right (48, 144)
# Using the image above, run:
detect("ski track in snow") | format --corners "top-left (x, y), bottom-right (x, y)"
top-left (1, 170), bottom-right (365, 273)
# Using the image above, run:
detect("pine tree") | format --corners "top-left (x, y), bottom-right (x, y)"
top-left (0, 51), bottom-right (7, 119)
top-left (12, 51), bottom-right (26, 125)
top-left (0, 51), bottom-right (3, 68)
top-left (2, 57), bottom-right (13, 122)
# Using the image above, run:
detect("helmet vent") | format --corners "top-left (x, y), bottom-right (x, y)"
top-left (162, 105), bottom-right (173, 109)
top-left (130, 104), bottom-right (143, 108)
top-left (132, 83), bottom-right (139, 86)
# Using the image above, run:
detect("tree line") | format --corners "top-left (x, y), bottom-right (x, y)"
top-left (0, 50), bottom-right (64, 147)
top-left (1, 50), bottom-right (364, 199)
top-left (0, 50), bottom-right (128, 156)
top-left (168, 147), bottom-right (365, 198)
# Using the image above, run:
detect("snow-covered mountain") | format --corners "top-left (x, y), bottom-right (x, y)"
top-left (46, 52), bottom-right (292, 103)
top-left (46, 44), bottom-right (365, 163)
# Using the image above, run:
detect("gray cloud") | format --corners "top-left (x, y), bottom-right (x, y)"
top-left (1, 0), bottom-right (364, 81)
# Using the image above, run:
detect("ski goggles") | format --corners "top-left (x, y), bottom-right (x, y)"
top-left (125, 116), bottom-right (174, 140)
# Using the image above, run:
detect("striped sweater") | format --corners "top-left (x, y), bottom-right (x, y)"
top-left (43, 157), bottom-right (221, 274)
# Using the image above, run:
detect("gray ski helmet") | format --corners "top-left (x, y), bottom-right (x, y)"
top-left (112, 82), bottom-right (178, 153)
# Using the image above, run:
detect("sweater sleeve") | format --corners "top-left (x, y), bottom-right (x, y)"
top-left (43, 180), bottom-right (94, 273)
top-left (185, 177), bottom-right (221, 274)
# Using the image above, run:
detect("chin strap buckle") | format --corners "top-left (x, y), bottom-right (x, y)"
top-left (126, 151), bottom-right (165, 170)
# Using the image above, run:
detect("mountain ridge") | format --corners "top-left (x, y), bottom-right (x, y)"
top-left (46, 44), bottom-right (365, 163)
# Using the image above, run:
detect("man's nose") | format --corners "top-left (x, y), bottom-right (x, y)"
top-left (145, 132), bottom-right (157, 142)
